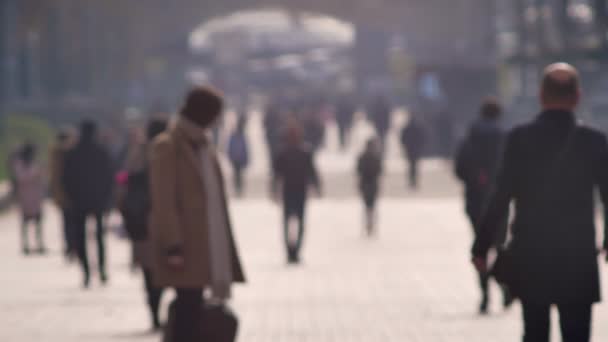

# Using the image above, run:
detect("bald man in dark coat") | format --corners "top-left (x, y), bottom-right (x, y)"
top-left (473, 63), bottom-right (608, 342)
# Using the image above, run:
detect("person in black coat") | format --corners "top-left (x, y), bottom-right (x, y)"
top-left (336, 96), bottom-right (356, 150)
top-left (456, 98), bottom-right (512, 314)
top-left (400, 116), bottom-right (427, 190)
top-left (63, 120), bottom-right (114, 288)
top-left (120, 119), bottom-right (167, 330)
top-left (473, 63), bottom-right (608, 342)
top-left (357, 137), bottom-right (383, 236)
top-left (273, 122), bottom-right (322, 264)
top-left (368, 96), bottom-right (391, 148)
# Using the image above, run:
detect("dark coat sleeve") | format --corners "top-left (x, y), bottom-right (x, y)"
top-left (472, 129), bottom-right (519, 257)
top-left (591, 133), bottom-right (608, 250)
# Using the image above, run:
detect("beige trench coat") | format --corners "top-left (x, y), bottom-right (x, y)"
top-left (149, 127), bottom-right (245, 288)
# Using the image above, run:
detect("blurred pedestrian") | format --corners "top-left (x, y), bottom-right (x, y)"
top-left (400, 116), bottom-right (428, 190)
top-left (368, 96), bottom-right (392, 148)
top-left (336, 96), bottom-right (356, 150)
top-left (14, 143), bottom-right (46, 255)
top-left (149, 87), bottom-right (245, 342)
top-left (436, 110), bottom-right (455, 158)
top-left (302, 108), bottom-right (325, 154)
top-left (63, 120), bottom-right (114, 288)
top-left (120, 119), bottom-right (167, 331)
top-left (49, 130), bottom-right (75, 258)
top-left (473, 63), bottom-right (608, 342)
top-left (228, 116), bottom-right (250, 197)
top-left (273, 122), bottom-right (322, 264)
top-left (264, 102), bottom-right (282, 165)
top-left (455, 97), bottom-right (511, 314)
top-left (357, 138), bottom-right (383, 236)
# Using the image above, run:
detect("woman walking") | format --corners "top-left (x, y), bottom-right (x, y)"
top-left (14, 143), bottom-right (46, 255)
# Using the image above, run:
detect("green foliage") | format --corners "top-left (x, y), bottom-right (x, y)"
top-left (0, 114), bottom-right (55, 180)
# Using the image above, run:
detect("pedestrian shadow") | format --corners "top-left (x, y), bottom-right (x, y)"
top-left (434, 310), bottom-right (512, 322)
top-left (107, 330), bottom-right (161, 340)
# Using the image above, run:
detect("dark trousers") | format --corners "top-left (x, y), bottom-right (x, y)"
top-left (143, 269), bottom-right (164, 328)
top-left (407, 158), bottom-right (419, 189)
top-left (73, 211), bottom-right (106, 281)
top-left (522, 302), bottom-right (592, 342)
top-left (62, 209), bottom-right (74, 254)
top-left (283, 195), bottom-right (306, 259)
top-left (233, 165), bottom-right (244, 197)
top-left (174, 288), bottom-right (204, 342)
top-left (21, 214), bottom-right (43, 251)
top-left (466, 209), bottom-right (508, 306)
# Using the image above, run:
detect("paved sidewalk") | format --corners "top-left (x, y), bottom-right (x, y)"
top-left (2, 196), bottom-right (608, 341)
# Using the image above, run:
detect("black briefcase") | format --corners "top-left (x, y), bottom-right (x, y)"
top-left (163, 299), bottom-right (238, 342)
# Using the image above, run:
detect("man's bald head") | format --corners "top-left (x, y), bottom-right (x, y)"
top-left (540, 63), bottom-right (581, 110)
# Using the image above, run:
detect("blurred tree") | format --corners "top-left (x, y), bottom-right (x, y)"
top-left (0, 113), bottom-right (54, 180)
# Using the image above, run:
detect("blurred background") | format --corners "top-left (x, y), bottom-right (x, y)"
top-left (4, 1), bottom-right (608, 158)
top-left (4, 1), bottom-right (608, 341)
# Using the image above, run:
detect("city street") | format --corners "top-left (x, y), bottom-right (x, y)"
top-left (2, 115), bottom-right (608, 342)
top-left (2, 167), bottom-right (608, 341)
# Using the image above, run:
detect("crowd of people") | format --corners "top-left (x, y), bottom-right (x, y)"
top-left (6, 62), bottom-right (608, 342)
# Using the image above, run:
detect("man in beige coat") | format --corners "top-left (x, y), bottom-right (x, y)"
top-left (149, 87), bottom-right (245, 342)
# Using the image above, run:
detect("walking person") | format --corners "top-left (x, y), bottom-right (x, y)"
top-left (228, 116), bottom-right (250, 197)
top-left (120, 119), bottom-right (167, 331)
top-left (336, 96), bottom-right (356, 150)
top-left (49, 130), bottom-right (75, 258)
top-left (149, 87), bottom-right (245, 342)
top-left (357, 138), bottom-right (383, 236)
top-left (473, 63), bottom-right (608, 342)
top-left (14, 143), bottom-right (46, 255)
top-left (455, 98), bottom-right (512, 314)
top-left (400, 116), bottom-right (427, 190)
top-left (63, 120), bottom-right (114, 288)
top-left (273, 123), bottom-right (322, 264)
top-left (367, 96), bottom-right (392, 149)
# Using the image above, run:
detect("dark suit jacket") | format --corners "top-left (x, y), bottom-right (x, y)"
top-left (473, 110), bottom-right (608, 304)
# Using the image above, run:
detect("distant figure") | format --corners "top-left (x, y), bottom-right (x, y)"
top-left (273, 123), bottom-right (322, 264)
top-left (14, 143), bottom-right (45, 255)
top-left (303, 111), bottom-right (325, 154)
top-left (473, 63), bottom-right (608, 342)
top-left (436, 110), bottom-right (455, 158)
top-left (150, 87), bottom-right (245, 342)
top-left (63, 120), bottom-right (114, 288)
top-left (368, 96), bottom-right (392, 147)
top-left (336, 97), bottom-right (356, 150)
top-left (228, 116), bottom-right (250, 197)
top-left (49, 130), bottom-right (74, 258)
top-left (455, 98), bottom-right (511, 314)
top-left (263, 102), bottom-right (282, 167)
top-left (120, 119), bottom-right (167, 331)
top-left (400, 116), bottom-right (428, 190)
top-left (357, 138), bottom-right (383, 236)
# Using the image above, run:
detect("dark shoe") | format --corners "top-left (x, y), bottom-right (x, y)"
top-left (152, 316), bottom-right (162, 332)
top-left (83, 275), bottom-right (91, 289)
top-left (287, 249), bottom-right (300, 264)
top-left (479, 297), bottom-right (489, 315)
top-left (37, 247), bottom-right (47, 255)
top-left (502, 288), bottom-right (515, 310)
top-left (100, 272), bottom-right (109, 285)
top-left (22, 247), bottom-right (30, 256)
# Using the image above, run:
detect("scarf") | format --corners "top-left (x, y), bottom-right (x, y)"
top-left (176, 116), bottom-right (233, 300)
